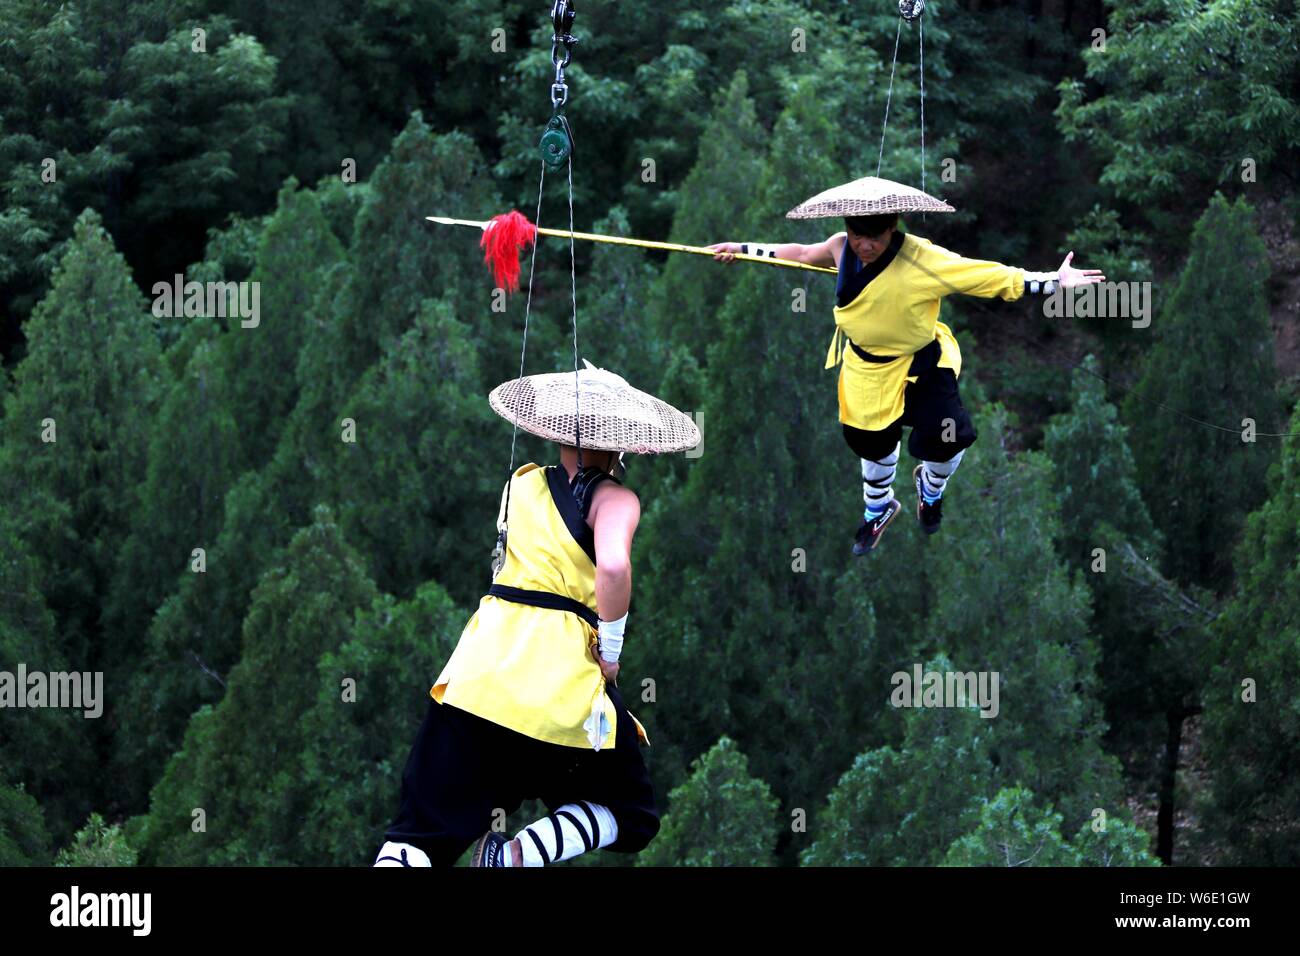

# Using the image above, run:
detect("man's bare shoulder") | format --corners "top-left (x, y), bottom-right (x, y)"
top-left (586, 477), bottom-right (640, 528)
top-left (807, 232), bottom-right (846, 269)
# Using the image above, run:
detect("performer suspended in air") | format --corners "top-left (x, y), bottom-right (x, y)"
top-left (709, 176), bottom-right (1104, 555)
top-left (374, 360), bottom-right (700, 867)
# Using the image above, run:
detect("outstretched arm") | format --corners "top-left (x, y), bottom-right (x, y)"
top-left (708, 232), bottom-right (845, 269)
top-left (906, 238), bottom-right (1105, 300)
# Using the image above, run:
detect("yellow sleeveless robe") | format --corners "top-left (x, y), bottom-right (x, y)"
top-left (824, 233), bottom-right (1029, 432)
top-left (432, 462), bottom-right (648, 749)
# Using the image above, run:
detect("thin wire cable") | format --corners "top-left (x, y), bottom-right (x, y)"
top-left (918, 15), bottom-right (925, 195)
top-left (498, 164), bottom-right (550, 562)
top-left (568, 153), bottom-right (583, 473)
top-left (876, 18), bottom-right (903, 178)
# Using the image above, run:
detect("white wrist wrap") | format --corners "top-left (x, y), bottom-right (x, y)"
top-left (598, 611), bottom-right (627, 663)
top-left (1023, 270), bottom-right (1060, 295)
top-left (741, 242), bottom-right (778, 259)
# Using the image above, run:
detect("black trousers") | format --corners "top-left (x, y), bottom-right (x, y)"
top-left (842, 362), bottom-right (978, 464)
top-left (384, 685), bottom-right (659, 864)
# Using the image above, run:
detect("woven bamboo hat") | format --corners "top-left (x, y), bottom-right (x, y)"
top-left (488, 359), bottom-right (701, 454)
top-left (786, 175), bottom-right (955, 219)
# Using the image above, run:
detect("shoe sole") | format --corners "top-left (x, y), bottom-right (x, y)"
top-left (469, 833), bottom-right (495, 868)
top-left (913, 465), bottom-right (940, 536)
top-left (853, 500), bottom-right (901, 556)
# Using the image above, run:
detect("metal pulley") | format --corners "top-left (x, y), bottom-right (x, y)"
top-left (899, 0), bottom-right (925, 21)
top-left (539, 0), bottom-right (578, 170)
top-left (551, 0), bottom-right (575, 38)
top-left (540, 111), bottom-right (575, 171)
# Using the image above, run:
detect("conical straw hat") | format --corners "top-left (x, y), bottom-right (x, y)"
top-left (488, 360), bottom-right (701, 454)
top-left (786, 175), bottom-right (955, 219)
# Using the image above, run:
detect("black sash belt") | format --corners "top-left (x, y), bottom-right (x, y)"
top-left (487, 584), bottom-right (599, 629)
top-left (848, 336), bottom-right (942, 375)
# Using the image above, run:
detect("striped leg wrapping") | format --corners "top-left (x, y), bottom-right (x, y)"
top-left (861, 441), bottom-right (900, 513)
top-left (516, 801), bottom-right (618, 867)
top-left (920, 447), bottom-right (966, 499)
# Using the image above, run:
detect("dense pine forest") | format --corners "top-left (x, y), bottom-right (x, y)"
top-left (1, 0), bottom-right (1298, 868)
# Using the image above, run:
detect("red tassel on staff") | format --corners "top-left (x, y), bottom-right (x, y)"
top-left (480, 210), bottom-right (538, 293)
top-left (428, 211), bottom-right (840, 282)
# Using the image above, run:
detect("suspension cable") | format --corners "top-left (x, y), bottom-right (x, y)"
top-left (492, 1), bottom-right (585, 578)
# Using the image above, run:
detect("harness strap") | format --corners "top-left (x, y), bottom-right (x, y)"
top-left (570, 464), bottom-right (618, 519)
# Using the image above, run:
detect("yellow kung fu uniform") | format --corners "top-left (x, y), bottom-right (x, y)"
top-left (432, 461), bottom-right (648, 750)
top-left (825, 232), bottom-right (1030, 432)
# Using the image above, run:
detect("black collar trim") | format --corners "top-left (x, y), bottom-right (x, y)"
top-left (836, 230), bottom-right (906, 308)
top-left (545, 465), bottom-right (598, 565)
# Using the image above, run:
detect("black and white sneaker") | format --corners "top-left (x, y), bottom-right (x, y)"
top-left (373, 841), bottom-right (431, 867)
top-left (913, 464), bottom-right (943, 535)
top-left (469, 832), bottom-right (509, 867)
top-left (852, 498), bottom-right (902, 556)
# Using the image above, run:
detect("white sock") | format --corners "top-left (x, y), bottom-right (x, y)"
top-left (921, 448), bottom-right (966, 502)
top-left (515, 801), bottom-right (619, 866)
top-left (373, 841), bottom-right (431, 867)
top-left (862, 441), bottom-right (900, 516)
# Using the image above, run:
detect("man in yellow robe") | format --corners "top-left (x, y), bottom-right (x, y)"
top-left (374, 361), bottom-right (700, 867)
top-left (711, 210), bottom-right (1102, 555)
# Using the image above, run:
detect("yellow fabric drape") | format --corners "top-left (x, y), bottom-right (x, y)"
top-left (432, 462), bottom-right (648, 749)
top-left (826, 233), bottom-right (1027, 432)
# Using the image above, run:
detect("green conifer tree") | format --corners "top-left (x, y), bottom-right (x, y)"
top-left (637, 737), bottom-right (780, 867)
top-left (1123, 194), bottom-right (1280, 591)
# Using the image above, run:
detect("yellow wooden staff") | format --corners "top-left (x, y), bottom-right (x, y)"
top-left (427, 211), bottom-right (836, 291)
